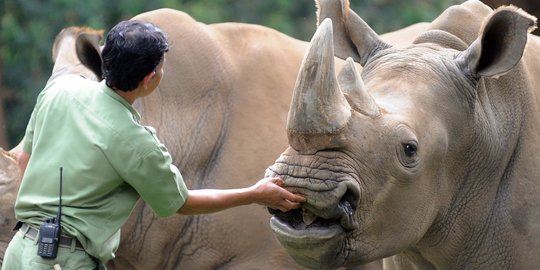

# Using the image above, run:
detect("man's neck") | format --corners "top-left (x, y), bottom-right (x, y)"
top-left (114, 88), bottom-right (140, 104)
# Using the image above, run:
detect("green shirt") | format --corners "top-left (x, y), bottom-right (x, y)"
top-left (15, 74), bottom-right (189, 262)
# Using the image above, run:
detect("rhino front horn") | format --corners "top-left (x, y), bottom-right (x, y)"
top-left (287, 18), bottom-right (351, 135)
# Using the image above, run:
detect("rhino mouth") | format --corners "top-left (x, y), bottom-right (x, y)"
top-left (268, 188), bottom-right (358, 269)
top-left (269, 192), bottom-right (357, 232)
top-left (269, 207), bottom-right (350, 269)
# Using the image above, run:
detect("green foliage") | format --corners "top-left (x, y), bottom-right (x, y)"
top-left (347, 0), bottom-right (464, 35)
top-left (0, 0), bottom-right (463, 147)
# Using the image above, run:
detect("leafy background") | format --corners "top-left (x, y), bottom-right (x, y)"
top-left (1, 0), bottom-right (537, 148)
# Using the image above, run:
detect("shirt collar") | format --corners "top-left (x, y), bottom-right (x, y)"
top-left (100, 81), bottom-right (141, 122)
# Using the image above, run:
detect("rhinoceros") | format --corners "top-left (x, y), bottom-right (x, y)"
top-left (266, 0), bottom-right (540, 269)
top-left (1, 7), bottom-right (430, 270)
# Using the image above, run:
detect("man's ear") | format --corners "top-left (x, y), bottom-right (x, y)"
top-left (142, 71), bottom-right (156, 88)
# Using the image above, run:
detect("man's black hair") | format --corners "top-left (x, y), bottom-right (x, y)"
top-left (102, 20), bottom-right (169, 91)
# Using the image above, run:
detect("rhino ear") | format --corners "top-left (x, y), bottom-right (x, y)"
top-left (76, 32), bottom-right (104, 80)
top-left (316, 0), bottom-right (390, 66)
top-left (459, 6), bottom-right (537, 78)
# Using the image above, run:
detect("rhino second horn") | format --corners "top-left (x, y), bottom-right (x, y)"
top-left (338, 58), bottom-right (380, 117)
top-left (287, 18), bottom-right (352, 135)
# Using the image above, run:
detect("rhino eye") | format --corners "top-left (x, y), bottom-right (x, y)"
top-left (395, 125), bottom-right (419, 168)
top-left (403, 143), bottom-right (417, 157)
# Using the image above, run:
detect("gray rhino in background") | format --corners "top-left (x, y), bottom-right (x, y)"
top-left (266, 0), bottom-right (540, 269)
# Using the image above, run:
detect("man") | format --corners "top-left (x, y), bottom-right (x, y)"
top-left (2, 20), bottom-right (305, 269)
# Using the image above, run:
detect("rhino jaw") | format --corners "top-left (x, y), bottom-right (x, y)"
top-left (270, 214), bottom-right (347, 269)
top-left (269, 187), bottom-right (358, 269)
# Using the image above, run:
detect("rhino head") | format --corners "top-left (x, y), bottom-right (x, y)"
top-left (266, 1), bottom-right (537, 269)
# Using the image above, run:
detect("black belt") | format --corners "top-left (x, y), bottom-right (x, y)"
top-left (19, 223), bottom-right (84, 251)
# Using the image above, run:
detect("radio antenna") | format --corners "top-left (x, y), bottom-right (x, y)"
top-left (57, 167), bottom-right (63, 225)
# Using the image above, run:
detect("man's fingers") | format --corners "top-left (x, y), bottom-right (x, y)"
top-left (269, 177), bottom-right (306, 203)
top-left (281, 189), bottom-right (306, 203)
top-left (287, 201), bottom-right (302, 209)
top-left (270, 177), bottom-right (284, 186)
top-left (290, 193), bottom-right (306, 203)
top-left (269, 200), bottom-right (302, 212)
top-left (264, 176), bottom-right (306, 209)
top-left (280, 200), bottom-right (302, 211)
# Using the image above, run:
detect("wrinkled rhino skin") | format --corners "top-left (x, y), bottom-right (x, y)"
top-left (267, 0), bottom-right (540, 269)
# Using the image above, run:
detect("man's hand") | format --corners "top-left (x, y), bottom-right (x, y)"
top-left (250, 177), bottom-right (305, 212)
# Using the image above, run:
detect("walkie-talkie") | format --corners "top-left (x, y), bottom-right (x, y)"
top-left (37, 167), bottom-right (63, 259)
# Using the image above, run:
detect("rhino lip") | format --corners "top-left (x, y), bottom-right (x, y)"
top-left (266, 171), bottom-right (359, 268)
top-left (269, 203), bottom-right (350, 269)
top-left (270, 210), bottom-right (345, 238)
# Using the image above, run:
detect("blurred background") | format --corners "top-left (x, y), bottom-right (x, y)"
top-left (0, 0), bottom-right (538, 149)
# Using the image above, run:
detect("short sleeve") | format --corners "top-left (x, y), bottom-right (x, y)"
top-left (123, 144), bottom-right (189, 217)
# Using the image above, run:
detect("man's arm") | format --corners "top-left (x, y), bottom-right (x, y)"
top-left (177, 177), bottom-right (305, 215)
